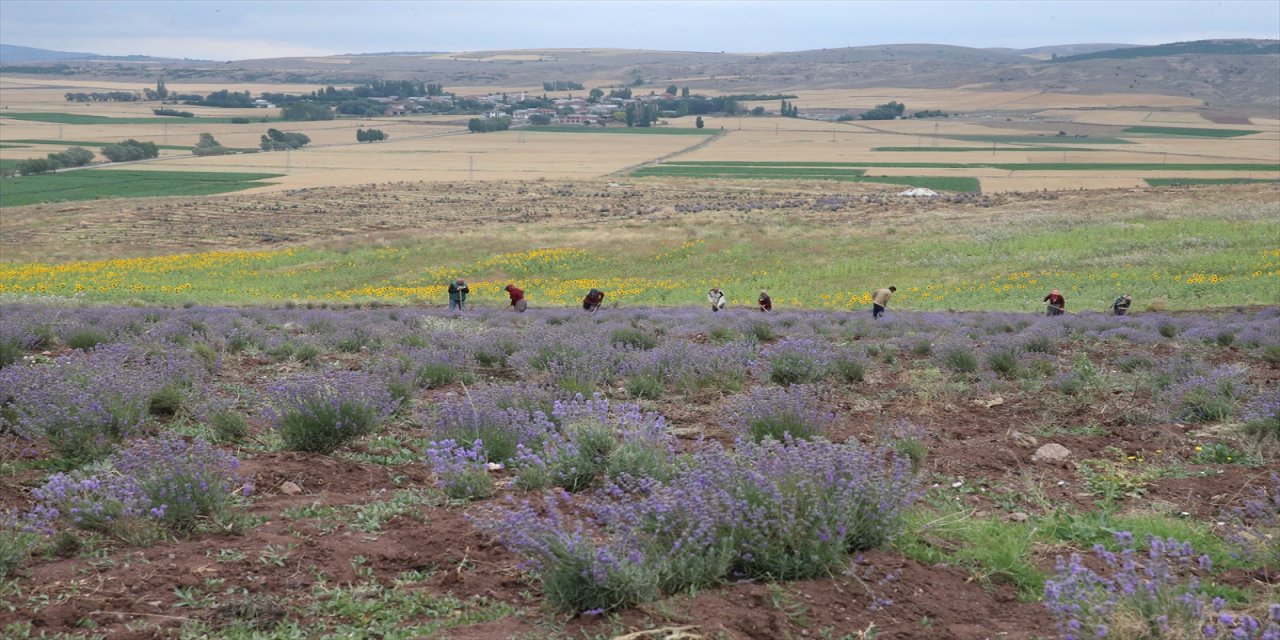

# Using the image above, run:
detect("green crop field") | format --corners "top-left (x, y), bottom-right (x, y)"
top-left (523, 125), bottom-right (716, 135)
top-left (1, 112), bottom-right (279, 125)
top-left (941, 135), bottom-right (1133, 144)
top-left (1145, 177), bottom-right (1280, 186)
top-left (1122, 126), bottom-right (1259, 138)
top-left (0, 170), bottom-right (282, 206)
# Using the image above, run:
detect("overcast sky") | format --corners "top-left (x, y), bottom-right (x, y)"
top-left (2, 0), bottom-right (1277, 60)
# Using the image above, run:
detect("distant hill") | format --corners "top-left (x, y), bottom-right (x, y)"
top-left (989, 43), bottom-right (1142, 60)
top-left (1055, 39), bottom-right (1280, 62)
top-left (0, 44), bottom-right (98, 63)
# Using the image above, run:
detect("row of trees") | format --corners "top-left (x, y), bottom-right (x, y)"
top-left (281, 102), bottom-right (334, 121)
top-left (64, 91), bottom-right (139, 102)
top-left (260, 129), bottom-right (311, 150)
top-left (542, 80), bottom-right (584, 91)
top-left (152, 108), bottom-right (193, 118)
top-left (467, 117), bottom-right (511, 133)
top-left (859, 100), bottom-right (906, 120)
top-left (15, 147), bottom-right (95, 175)
top-left (779, 100), bottom-right (799, 117)
top-left (102, 139), bottom-right (160, 162)
top-left (355, 128), bottom-right (387, 142)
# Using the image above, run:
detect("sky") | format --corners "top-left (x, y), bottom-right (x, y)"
top-left (1, 0), bottom-right (1277, 61)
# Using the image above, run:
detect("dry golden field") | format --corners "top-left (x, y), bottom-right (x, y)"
top-left (2, 75), bottom-right (1278, 193)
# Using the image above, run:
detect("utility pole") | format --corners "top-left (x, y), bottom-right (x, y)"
top-left (468, 155), bottom-right (474, 180)
top-left (285, 148), bottom-right (291, 174)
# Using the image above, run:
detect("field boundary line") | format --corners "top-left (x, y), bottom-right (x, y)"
top-left (607, 129), bottom-right (728, 177)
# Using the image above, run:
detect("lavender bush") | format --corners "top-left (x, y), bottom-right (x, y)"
top-left (265, 371), bottom-right (399, 453)
top-left (1045, 532), bottom-right (1280, 640)
top-left (32, 436), bottom-right (247, 540)
top-left (1162, 364), bottom-right (1250, 423)
top-left (1223, 473), bottom-right (1280, 578)
top-left (764, 338), bottom-right (832, 385)
top-left (0, 506), bottom-right (56, 577)
top-left (727, 384), bottom-right (835, 442)
top-left (0, 343), bottom-right (208, 463)
top-left (427, 382), bottom-right (562, 462)
top-left (425, 439), bottom-right (494, 500)
top-left (475, 437), bottom-right (918, 612)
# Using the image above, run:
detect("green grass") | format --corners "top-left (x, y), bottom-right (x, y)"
top-left (0, 159), bottom-right (17, 171)
top-left (0, 170), bottom-right (282, 206)
top-left (5, 201), bottom-right (1272, 311)
top-left (1145, 178), bottom-right (1280, 186)
top-left (5, 138), bottom-right (214, 151)
top-left (524, 125), bottom-right (715, 135)
top-left (942, 134), bottom-right (1133, 145)
top-left (2, 112), bottom-right (279, 125)
top-left (1123, 126), bottom-right (1259, 138)
top-left (0, 144), bottom-right (26, 149)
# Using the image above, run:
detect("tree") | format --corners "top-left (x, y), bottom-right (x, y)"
top-left (695, 116), bottom-right (704, 129)
top-left (356, 128), bottom-right (387, 142)
top-left (281, 101), bottom-right (334, 121)
top-left (193, 132), bottom-right (227, 156)
top-left (666, 84), bottom-right (679, 96)
top-left (752, 106), bottom-right (765, 116)
top-left (102, 139), bottom-right (160, 162)
top-left (588, 88), bottom-right (604, 102)
top-left (681, 86), bottom-right (690, 98)
top-left (528, 113), bottom-right (552, 125)
top-left (859, 100), bottom-right (906, 120)
top-left (259, 129), bottom-right (311, 150)
top-left (625, 104), bottom-right (636, 127)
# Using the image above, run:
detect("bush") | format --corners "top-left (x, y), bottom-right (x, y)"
top-left (152, 108), bottom-right (193, 117)
top-left (610, 327), bottom-right (657, 351)
top-left (1045, 532), bottom-right (1279, 640)
top-left (941, 346), bottom-right (979, 374)
top-left (210, 409), bottom-right (250, 443)
top-left (1164, 365), bottom-right (1249, 423)
top-left (266, 371), bottom-right (399, 453)
top-left (425, 439), bottom-right (494, 501)
top-left (66, 329), bottom-right (109, 350)
top-left (32, 436), bottom-right (246, 538)
top-left (766, 338), bottom-right (831, 385)
top-left (728, 384), bottom-right (834, 442)
top-left (102, 139), bottom-right (160, 162)
top-left (832, 355), bottom-right (868, 383)
top-left (475, 437), bottom-right (918, 613)
top-left (985, 347), bottom-right (1022, 378)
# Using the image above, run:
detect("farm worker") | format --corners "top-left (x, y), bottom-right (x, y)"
top-left (1111, 294), bottom-right (1132, 316)
top-left (448, 279), bottom-right (469, 311)
top-left (708, 288), bottom-right (726, 312)
top-left (872, 286), bottom-right (896, 319)
top-left (1043, 289), bottom-right (1066, 316)
top-left (583, 288), bottom-right (605, 313)
top-left (504, 284), bottom-right (527, 312)
top-left (758, 290), bottom-right (773, 312)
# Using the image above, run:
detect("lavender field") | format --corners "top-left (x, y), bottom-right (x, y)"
top-left (1, 302), bottom-right (1278, 639)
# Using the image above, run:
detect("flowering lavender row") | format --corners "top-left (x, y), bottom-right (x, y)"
top-left (1045, 531), bottom-right (1280, 640)
top-left (472, 437), bottom-right (918, 613)
top-left (0, 343), bottom-right (211, 462)
top-left (264, 370), bottom-right (399, 453)
top-left (14, 435), bottom-right (248, 549)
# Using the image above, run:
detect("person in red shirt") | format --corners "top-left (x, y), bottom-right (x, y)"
top-left (1043, 289), bottom-right (1066, 316)
top-left (504, 284), bottom-right (527, 312)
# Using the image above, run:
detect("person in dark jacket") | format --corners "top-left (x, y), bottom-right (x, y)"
top-left (758, 290), bottom-right (772, 312)
top-left (448, 279), bottom-right (469, 311)
top-left (1043, 289), bottom-right (1066, 316)
top-left (583, 288), bottom-right (604, 313)
top-left (1111, 294), bottom-right (1132, 316)
top-left (505, 284), bottom-right (527, 312)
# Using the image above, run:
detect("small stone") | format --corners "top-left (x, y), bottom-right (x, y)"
top-left (1032, 443), bottom-right (1071, 463)
top-left (279, 481), bottom-right (303, 495)
top-left (1009, 430), bottom-right (1038, 448)
top-left (1009, 512), bottom-right (1029, 523)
